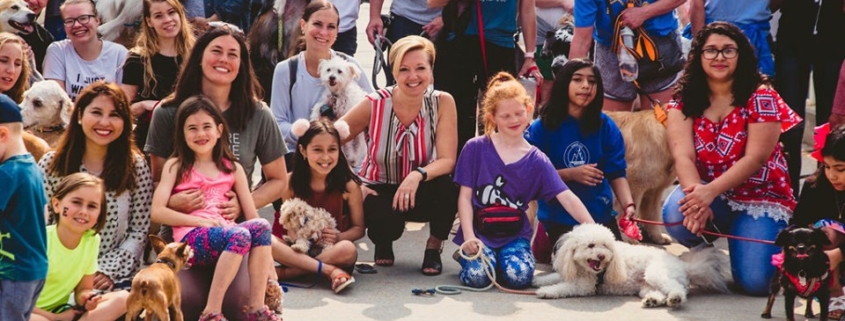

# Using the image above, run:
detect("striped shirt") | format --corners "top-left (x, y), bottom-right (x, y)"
top-left (359, 86), bottom-right (441, 185)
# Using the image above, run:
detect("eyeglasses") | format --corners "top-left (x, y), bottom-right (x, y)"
top-left (63, 14), bottom-right (95, 27)
top-left (701, 47), bottom-right (738, 60)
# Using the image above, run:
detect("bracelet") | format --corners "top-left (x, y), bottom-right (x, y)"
top-left (524, 51), bottom-right (536, 59)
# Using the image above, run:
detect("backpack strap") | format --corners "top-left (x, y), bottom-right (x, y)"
top-left (288, 55), bottom-right (299, 115)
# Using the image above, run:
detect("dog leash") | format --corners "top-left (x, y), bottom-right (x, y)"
top-left (429, 239), bottom-right (536, 296)
top-left (630, 218), bottom-right (776, 245)
top-left (372, 33), bottom-right (393, 89)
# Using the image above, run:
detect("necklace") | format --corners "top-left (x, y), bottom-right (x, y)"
top-left (836, 191), bottom-right (845, 220)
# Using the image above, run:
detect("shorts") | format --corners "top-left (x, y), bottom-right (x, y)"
top-left (594, 31), bottom-right (682, 102)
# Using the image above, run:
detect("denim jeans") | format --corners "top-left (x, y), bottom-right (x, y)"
top-left (333, 26), bottom-right (358, 56)
top-left (662, 186), bottom-right (787, 296)
top-left (459, 238), bottom-right (534, 289)
top-left (0, 279), bottom-right (44, 321)
top-left (776, 53), bottom-right (845, 195)
top-left (44, 15), bottom-right (66, 41)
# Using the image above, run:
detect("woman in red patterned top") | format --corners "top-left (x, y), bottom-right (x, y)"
top-left (662, 22), bottom-right (801, 296)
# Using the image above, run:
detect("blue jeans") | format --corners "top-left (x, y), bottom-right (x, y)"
top-left (333, 26), bottom-right (358, 56)
top-left (662, 186), bottom-right (786, 296)
top-left (0, 279), bottom-right (44, 321)
top-left (459, 238), bottom-right (534, 289)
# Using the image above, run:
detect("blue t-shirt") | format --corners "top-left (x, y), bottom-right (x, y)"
top-left (0, 154), bottom-right (48, 281)
top-left (453, 136), bottom-right (568, 248)
top-left (574, 0), bottom-right (680, 47)
top-left (464, 0), bottom-right (519, 49)
top-left (526, 114), bottom-right (627, 226)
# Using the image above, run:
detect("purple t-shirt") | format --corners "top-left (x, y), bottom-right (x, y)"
top-left (453, 136), bottom-right (569, 248)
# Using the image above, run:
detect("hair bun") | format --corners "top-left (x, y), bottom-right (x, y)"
top-left (487, 71), bottom-right (517, 89)
top-left (291, 119), bottom-right (310, 137)
top-left (334, 120), bottom-right (350, 140)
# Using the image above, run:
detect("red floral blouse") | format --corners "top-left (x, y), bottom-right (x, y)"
top-left (668, 88), bottom-right (802, 222)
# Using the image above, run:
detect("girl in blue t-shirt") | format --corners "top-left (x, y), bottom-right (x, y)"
top-left (30, 173), bottom-right (129, 321)
top-left (526, 59), bottom-right (636, 244)
top-left (454, 72), bottom-right (595, 289)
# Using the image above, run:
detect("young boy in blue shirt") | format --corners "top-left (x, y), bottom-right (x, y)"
top-left (0, 93), bottom-right (49, 321)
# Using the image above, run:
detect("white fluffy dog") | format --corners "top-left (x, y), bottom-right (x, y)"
top-left (95, 0), bottom-right (142, 46)
top-left (533, 224), bottom-right (730, 308)
top-left (278, 198), bottom-right (337, 254)
top-left (311, 56), bottom-right (367, 169)
top-left (20, 81), bottom-right (74, 147)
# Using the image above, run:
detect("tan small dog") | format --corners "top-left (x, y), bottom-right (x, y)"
top-left (125, 235), bottom-right (193, 321)
top-left (279, 197), bottom-right (337, 254)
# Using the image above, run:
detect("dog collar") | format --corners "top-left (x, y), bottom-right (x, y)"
top-left (156, 258), bottom-right (178, 270)
top-left (27, 124), bottom-right (65, 133)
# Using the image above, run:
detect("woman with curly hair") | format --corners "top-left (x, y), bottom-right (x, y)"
top-left (121, 0), bottom-right (195, 151)
top-left (663, 21), bottom-right (801, 296)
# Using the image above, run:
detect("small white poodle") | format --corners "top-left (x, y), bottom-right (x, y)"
top-left (533, 224), bottom-right (730, 308)
top-left (20, 81), bottom-right (74, 147)
top-left (311, 56), bottom-right (366, 169)
top-left (278, 197), bottom-right (337, 254)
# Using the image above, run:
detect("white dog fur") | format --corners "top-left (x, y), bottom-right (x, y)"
top-left (20, 81), bottom-right (74, 147)
top-left (0, 0), bottom-right (35, 35)
top-left (95, 0), bottom-right (142, 44)
top-left (311, 56), bottom-right (367, 170)
top-left (279, 197), bottom-right (337, 254)
top-left (533, 224), bottom-right (730, 307)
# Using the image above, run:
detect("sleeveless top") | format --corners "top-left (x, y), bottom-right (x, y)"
top-left (172, 161), bottom-right (236, 242)
top-left (358, 86), bottom-right (441, 185)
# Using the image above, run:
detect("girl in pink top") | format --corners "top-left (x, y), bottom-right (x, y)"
top-left (151, 95), bottom-right (279, 321)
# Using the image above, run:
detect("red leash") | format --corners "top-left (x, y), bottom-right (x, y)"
top-left (630, 218), bottom-right (776, 245)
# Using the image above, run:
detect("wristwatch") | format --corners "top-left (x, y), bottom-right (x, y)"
top-left (524, 51), bottom-right (536, 59)
top-left (415, 167), bottom-right (428, 181)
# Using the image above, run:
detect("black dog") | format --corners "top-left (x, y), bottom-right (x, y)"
top-left (762, 227), bottom-right (832, 321)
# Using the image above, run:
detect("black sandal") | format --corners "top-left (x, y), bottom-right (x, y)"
top-left (374, 242), bottom-right (394, 266)
top-left (421, 248), bottom-right (443, 276)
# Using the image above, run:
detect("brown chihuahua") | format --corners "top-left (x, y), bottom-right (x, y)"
top-left (126, 235), bottom-right (193, 321)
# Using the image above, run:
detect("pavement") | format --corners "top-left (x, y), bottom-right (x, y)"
top-left (254, 2), bottom-right (825, 320)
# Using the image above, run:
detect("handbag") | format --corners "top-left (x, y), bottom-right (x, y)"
top-left (475, 205), bottom-right (525, 237)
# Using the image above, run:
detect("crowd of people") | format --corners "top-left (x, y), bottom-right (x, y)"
top-left (1, 0), bottom-right (845, 320)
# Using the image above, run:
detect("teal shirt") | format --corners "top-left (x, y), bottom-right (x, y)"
top-left (0, 154), bottom-right (48, 281)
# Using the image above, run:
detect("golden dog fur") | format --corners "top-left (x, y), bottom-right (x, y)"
top-left (22, 131), bottom-right (49, 162)
top-left (125, 235), bottom-right (192, 321)
top-left (606, 108), bottom-right (675, 244)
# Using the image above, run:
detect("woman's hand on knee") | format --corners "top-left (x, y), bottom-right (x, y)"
top-left (393, 175), bottom-right (422, 211)
top-left (682, 207), bottom-right (712, 235)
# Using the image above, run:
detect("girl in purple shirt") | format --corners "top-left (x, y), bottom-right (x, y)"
top-left (453, 72), bottom-right (595, 289)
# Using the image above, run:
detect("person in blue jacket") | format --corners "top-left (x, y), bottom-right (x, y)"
top-left (526, 58), bottom-right (636, 243)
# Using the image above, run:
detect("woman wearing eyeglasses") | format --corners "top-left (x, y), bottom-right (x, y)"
top-left (663, 22), bottom-right (801, 296)
top-left (43, 0), bottom-right (128, 102)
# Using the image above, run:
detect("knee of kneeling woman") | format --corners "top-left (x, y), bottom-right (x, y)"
top-left (334, 240), bottom-right (358, 266)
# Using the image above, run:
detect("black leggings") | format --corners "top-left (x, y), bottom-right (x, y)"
top-left (364, 175), bottom-right (459, 245)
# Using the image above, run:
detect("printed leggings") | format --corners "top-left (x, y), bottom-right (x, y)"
top-left (181, 218), bottom-right (272, 267)
top-left (459, 238), bottom-right (535, 289)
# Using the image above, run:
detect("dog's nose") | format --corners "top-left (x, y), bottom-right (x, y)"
top-left (329, 76), bottom-right (336, 81)
top-left (597, 254), bottom-right (605, 261)
top-left (27, 13), bottom-right (36, 21)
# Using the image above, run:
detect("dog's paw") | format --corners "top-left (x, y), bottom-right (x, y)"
top-left (641, 292), bottom-right (667, 308)
top-left (291, 243), bottom-right (308, 253)
top-left (535, 286), bottom-right (562, 299)
top-left (760, 312), bottom-right (771, 319)
top-left (646, 232), bottom-right (673, 245)
top-left (666, 292), bottom-right (686, 308)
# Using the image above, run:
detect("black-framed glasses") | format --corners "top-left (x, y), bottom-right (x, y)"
top-left (701, 47), bottom-right (738, 60)
top-left (63, 14), bottom-right (95, 27)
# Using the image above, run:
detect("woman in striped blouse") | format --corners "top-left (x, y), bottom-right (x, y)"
top-left (338, 36), bottom-right (458, 276)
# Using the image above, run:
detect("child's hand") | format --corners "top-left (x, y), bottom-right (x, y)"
top-left (81, 291), bottom-right (102, 312)
top-left (320, 227), bottom-right (339, 245)
top-left (218, 190), bottom-right (241, 221)
top-left (361, 185), bottom-right (378, 201)
top-left (461, 237), bottom-right (481, 256)
top-left (196, 218), bottom-right (223, 227)
top-left (568, 164), bottom-right (604, 186)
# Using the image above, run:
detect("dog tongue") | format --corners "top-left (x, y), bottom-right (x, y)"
top-left (619, 216), bottom-right (642, 241)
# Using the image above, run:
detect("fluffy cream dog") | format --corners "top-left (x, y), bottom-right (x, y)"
top-left (312, 56), bottom-right (366, 169)
top-left (95, 0), bottom-right (142, 47)
top-left (606, 108), bottom-right (675, 244)
top-left (278, 197), bottom-right (337, 254)
top-left (533, 224), bottom-right (730, 307)
top-left (20, 81), bottom-right (74, 147)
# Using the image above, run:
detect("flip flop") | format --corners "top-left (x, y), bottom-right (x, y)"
top-left (330, 268), bottom-right (355, 294)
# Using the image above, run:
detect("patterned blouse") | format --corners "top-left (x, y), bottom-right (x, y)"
top-left (38, 151), bottom-right (152, 286)
top-left (358, 86), bottom-right (441, 185)
top-left (668, 87), bottom-right (801, 222)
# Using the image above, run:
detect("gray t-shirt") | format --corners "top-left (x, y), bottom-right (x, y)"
top-left (145, 101), bottom-right (287, 187)
top-left (391, 0), bottom-right (442, 26)
top-left (536, 7), bottom-right (566, 45)
top-left (43, 40), bottom-right (128, 101)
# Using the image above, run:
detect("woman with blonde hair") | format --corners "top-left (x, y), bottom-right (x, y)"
top-left (0, 32), bottom-right (31, 103)
top-left (38, 81), bottom-right (152, 291)
top-left (338, 35), bottom-right (457, 276)
top-left (122, 0), bottom-right (195, 150)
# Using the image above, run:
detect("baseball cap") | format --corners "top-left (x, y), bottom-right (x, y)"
top-left (0, 93), bottom-right (22, 124)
